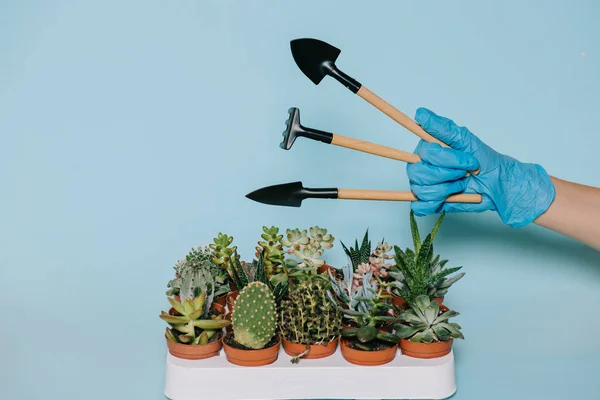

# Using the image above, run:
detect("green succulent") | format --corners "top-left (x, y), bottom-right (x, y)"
top-left (341, 298), bottom-right (402, 351)
top-left (281, 226), bottom-right (335, 269)
top-left (340, 230), bottom-right (371, 272)
top-left (166, 245), bottom-right (229, 307)
top-left (279, 279), bottom-right (342, 363)
top-left (255, 226), bottom-right (284, 276)
top-left (210, 233), bottom-right (238, 268)
top-left (160, 293), bottom-right (231, 345)
top-left (394, 295), bottom-right (463, 343)
top-left (389, 211), bottom-right (464, 305)
top-left (231, 282), bottom-right (277, 349)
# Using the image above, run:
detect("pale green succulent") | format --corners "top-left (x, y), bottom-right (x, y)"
top-left (281, 226), bottom-right (335, 269)
top-left (160, 293), bottom-right (230, 345)
top-left (166, 245), bottom-right (229, 311)
top-left (394, 295), bottom-right (463, 343)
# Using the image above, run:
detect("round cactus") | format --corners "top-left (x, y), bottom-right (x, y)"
top-left (231, 281), bottom-right (277, 349)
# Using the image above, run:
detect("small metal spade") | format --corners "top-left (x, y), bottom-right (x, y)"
top-left (246, 181), bottom-right (482, 208)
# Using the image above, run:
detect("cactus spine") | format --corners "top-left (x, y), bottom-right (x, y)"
top-left (231, 282), bottom-right (277, 349)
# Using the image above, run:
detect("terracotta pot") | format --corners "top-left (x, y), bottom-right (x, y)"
top-left (229, 280), bottom-right (238, 292)
top-left (226, 291), bottom-right (239, 312)
top-left (317, 263), bottom-right (335, 275)
top-left (400, 338), bottom-right (453, 359)
top-left (281, 336), bottom-right (339, 360)
top-left (392, 295), bottom-right (444, 309)
top-left (211, 301), bottom-right (226, 314)
top-left (340, 339), bottom-right (398, 366)
top-left (166, 335), bottom-right (223, 360)
top-left (391, 293), bottom-right (408, 310)
top-left (214, 294), bottom-right (227, 306)
top-left (223, 335), bottom-right (281, 366)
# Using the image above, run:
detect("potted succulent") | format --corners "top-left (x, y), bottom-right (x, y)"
top-left (281, 226), bottom-right (335, 275)
top-left (254, 226), bottom-right (285, 276)
top-left (210, 233), bottom-right (239, 291)
top-left (226, 252), bottom-right (288, 313)
top-left (279, 279), bottom-right (342, 363)
top-left (160, 293), bottom-right (231, 360)
top-left (166, 245), bottom-right (229, 313)
top-left (340, 230), bottom-right (394, 282)
top-left (394, 295), bottom-right (463, 359)
top-left (222, 281), bottom-right (281, 366)
top-left (339, 295), bottom-right (402, 366)
top-left (389, 211), bottom-right (464, 309)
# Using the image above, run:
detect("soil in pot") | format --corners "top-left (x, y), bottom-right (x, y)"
top-left (400, 338), bottom-right (453, 359)
top-left (222, 333), bottom-right (281, 366)
top-left (166, 330), bottom-right (223, 360)
top-left (281, 336), bottom-right (339, 360)
top-left (340, 339), bottom-right (398, 366)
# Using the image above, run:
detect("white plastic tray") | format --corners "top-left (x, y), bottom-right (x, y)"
top-left (164, 346), bottom-right (456, 400)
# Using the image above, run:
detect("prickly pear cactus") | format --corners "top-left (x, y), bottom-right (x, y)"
top-left (231, 282), bottom-right (277, 349)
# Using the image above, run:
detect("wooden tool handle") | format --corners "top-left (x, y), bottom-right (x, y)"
top-left (331, 134), bottom-right (421, 164)
top-left (357, 86), bottom-right (480, 175)
top-left (338, 188), bottom-right (482, 203)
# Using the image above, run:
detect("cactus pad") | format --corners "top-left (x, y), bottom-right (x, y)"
top-left (231, 281), bottom-right (277, 349)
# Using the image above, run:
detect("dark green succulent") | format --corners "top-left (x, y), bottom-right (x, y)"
top-left (389, 211), bottom-right (464, 305)
top-left (340, 230), bottom-right (371, 272)
top-left (394, 295), bottom-right (463, 343)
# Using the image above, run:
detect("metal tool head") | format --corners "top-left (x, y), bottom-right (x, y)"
top-left (246, 181), bottom-right (307, 207)
top-left (290, 38), bottom-right (341, 85)
top-left (280, 107), bottom-right (302, 150)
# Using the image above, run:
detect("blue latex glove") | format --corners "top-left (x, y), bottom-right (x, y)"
top-left (406, 108), bottom-right (556, 228)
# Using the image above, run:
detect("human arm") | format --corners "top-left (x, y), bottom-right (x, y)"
top-left (406, 108), bottom-right (600, 250)
top-left (534, 177), bottom-right (600, 250)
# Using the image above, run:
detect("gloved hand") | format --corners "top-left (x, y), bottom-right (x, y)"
top-left (406, 108), bottom-right (556, 228)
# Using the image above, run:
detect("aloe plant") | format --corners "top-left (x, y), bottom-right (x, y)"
top-left (340, 230), bottom-right (371, 272)
top-left (394, 295), bottom-right (463, 343)
top-left (389, 211), bottom-right (464, 304)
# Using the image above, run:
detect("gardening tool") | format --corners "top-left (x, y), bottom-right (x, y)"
top-left (245, 181), bottom-right (482, 208)
top-left (289, 38), bottom-right (479, 174)
top-left (280, 107), bottom-right (420, 164)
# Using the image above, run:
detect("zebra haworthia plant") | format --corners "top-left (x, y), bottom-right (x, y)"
top-left (389, 211), bottom-right (465, 305)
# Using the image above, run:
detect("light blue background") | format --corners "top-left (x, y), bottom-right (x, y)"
top-left (2, 1), bottom-right (600, 399)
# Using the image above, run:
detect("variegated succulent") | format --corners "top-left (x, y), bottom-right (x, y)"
top-left (160, 293), bottom-right (231, 345)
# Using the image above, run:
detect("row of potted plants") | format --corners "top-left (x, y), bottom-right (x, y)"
top-left (160, 211), bottom-right (465, 366)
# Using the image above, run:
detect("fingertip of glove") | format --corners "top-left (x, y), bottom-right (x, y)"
top-left (415, 107), bottom-right (434, 127)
